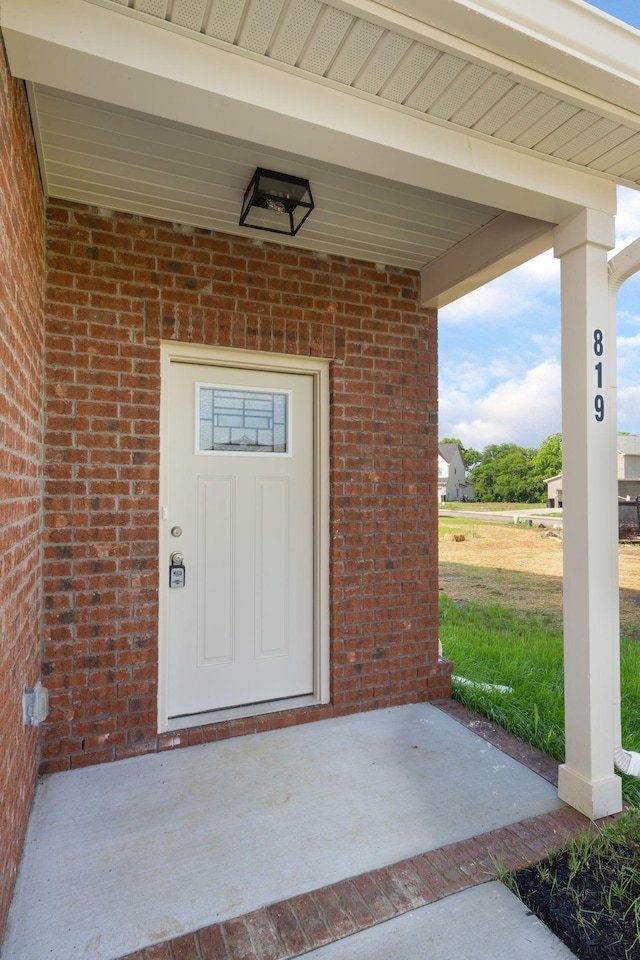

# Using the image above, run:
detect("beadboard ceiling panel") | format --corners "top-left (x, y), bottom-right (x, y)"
top-left (5, 0), bottom-right (638, 304)
top-left (77, 0), bottom-right (640, 189)
top-left (31, 85), bottom-right (502, 268)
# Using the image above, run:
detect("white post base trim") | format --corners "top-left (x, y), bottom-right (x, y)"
top-left (557, 763), bottom-right (622, 820)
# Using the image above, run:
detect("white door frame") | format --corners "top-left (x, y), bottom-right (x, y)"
top-left (158, 342), bottom-right (330, 733)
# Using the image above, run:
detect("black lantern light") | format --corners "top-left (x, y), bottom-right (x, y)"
top-left (239, 168), bottom-right (314, 236)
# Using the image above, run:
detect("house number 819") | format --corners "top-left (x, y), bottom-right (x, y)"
top-left (593, 328), bottom-right (605, 422)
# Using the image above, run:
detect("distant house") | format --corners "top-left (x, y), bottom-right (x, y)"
top-left (438, 444), bottom-right (474, 503)
top-left (546, 435), bottom-right (640, 506)
top-left (546, 475), bottom-right (563, 508)
top-left (617, 436), bottom-right (640, 501)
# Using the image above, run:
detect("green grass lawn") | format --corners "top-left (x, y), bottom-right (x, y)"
top-left (439, 501), bottom-right (547, 512)
top-left (439, 593), bottom-right (640, 807)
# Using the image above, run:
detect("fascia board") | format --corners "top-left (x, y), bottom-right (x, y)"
top-left (376, 0), bottom-right (640, 115)
top-left (1, 0), bottom-right (616, 223)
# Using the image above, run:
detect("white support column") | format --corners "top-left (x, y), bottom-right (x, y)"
top-left (554, 208), bottom-right (622, 820)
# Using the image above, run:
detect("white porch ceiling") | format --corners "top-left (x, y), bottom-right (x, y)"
top-left (5, 0), bottom-right (638, 295)
top-left (27, 84), bottom-right (504, 271)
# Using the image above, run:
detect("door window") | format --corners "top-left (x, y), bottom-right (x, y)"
top-left (197, 384), bottom-right (290, 455)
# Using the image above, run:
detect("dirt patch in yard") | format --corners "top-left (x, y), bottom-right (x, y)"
top-left (439, 519), bottom-right (640, 638)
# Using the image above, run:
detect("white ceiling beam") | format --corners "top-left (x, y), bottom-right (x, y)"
top-left (420, 212), bottom-right (555, 307)
top-left (1, 0), bottom-right (617, 227)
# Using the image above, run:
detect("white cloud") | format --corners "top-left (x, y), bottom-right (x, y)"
top-left (614, 187), bottom-right (640, 249)
top-left (439, 361), bottom-right (561, 448)
top-left (515, 249), bottom-right (560, 283)
top-left (439, 356), bottom-right (526, 397)
top-left (438, 278), bottom-right (520, 325)
top-left (439, 250), bottom-right (560, 325)
top-left (528, 328), bottom-right (561, 357)
top-left (618, 332), bottom-right (640, 349)
top-left (617, 305), bottom-right (640, 327)
top-left (618, 385), bottom-right (640, 433)
top-left (617, 331), bottom-right (640, 411)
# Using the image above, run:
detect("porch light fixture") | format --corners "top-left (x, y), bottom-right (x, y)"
top-left (239, 168), bottom-right (314, 236)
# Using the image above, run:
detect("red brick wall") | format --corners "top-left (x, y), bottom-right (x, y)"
top-left (42, 198), bottom-right (450, 773)
top-left (0, 38), bottom-right (45, 940)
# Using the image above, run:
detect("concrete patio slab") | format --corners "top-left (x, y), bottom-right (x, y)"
top-left (303, 882), bottom-right (577, 959)
top-left (2, 703), bottom-right (565, 960)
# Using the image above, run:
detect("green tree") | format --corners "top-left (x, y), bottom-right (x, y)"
top-left (533, 432), bottom-right (562, 486)
top-left (469, 443), bottom-right (542, 502)
top-left (468, 443), bottom-right (512, 501)
top-left (493, 447), bottom-right (542, 502)
top-left (462, 446), bottom-right (482, 470)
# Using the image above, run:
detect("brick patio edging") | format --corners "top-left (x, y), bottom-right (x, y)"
top-left (117, 804), bottom-right (602, 960)
top-left (433, 698), bottom-right (560, 785)
top-left (115, 700), bottom-right (620, 960)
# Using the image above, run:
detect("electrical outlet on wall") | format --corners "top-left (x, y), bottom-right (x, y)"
top-left (23, 681), bottom-right (49, 726)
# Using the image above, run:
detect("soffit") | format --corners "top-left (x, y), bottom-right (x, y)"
top-left (383, 0), bottom-right (640, 111)
top-left (85, 0), bottom-right (640, 188)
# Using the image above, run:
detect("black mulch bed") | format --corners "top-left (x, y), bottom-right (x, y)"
top-left (513, 845), bottom-right (640, 959)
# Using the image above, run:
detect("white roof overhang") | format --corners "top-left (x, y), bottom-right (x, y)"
top-left (387, 0), bottom-right (640, 112)
top-left (2, 0), bottom-right (638, 306)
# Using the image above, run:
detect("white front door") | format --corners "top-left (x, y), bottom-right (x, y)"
top-left (166, 360), bottom-right (314, 718)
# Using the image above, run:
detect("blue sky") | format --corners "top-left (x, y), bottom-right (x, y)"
top-left (438, 0), bottom-right (640, 449)
top-left (585, 0), bottom-right (640, 28)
